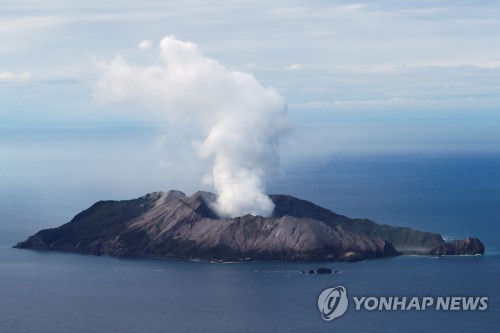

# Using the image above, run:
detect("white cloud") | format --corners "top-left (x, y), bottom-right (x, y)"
top-left (94, 35), bottom-right (293, 217)
top-left (0, 70), bottom-right (31, 81)
top-left (0, 15), bottom-right (63, 32)
top-left (137, 40), bottom-right (153, 51)
top-left (286, 63), bottom-right (304, 71)
top-left (339, 4), bottom-right (364, 12)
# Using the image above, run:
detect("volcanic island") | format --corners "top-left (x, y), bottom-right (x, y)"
top-left (15, 190), bottom-right (485, 262)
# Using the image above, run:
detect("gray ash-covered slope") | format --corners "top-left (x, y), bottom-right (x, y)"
top-left (15, 191), bottom-right (484, 261)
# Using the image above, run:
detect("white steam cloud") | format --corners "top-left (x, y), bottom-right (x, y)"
top-left (94, 35), bottom-right (292, 218)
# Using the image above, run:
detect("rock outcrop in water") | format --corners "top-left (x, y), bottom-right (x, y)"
top-left (14, 191), bottom-right (485, 261)
top-left (428, 237), bottom-right (485, 255)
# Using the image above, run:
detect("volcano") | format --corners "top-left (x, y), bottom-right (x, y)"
top-left (15, 191), bottom-right (485, 261)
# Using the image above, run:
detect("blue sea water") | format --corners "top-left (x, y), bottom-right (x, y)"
top-left (0, 125), bottom-right (499, 332)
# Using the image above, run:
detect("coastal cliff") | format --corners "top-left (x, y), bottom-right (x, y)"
top-left (15, 191), bottom-right (485, 261)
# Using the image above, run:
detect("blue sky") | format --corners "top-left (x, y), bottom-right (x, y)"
top-left (1, 0), bottom-right (500, 155)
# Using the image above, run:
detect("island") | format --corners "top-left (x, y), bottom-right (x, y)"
top-left (15, 190), bottom-right (485, 261)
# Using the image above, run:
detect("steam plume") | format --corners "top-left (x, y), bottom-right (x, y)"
top-left (94, 35), bottom-right (292, 217)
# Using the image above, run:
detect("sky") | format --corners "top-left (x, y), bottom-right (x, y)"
top-left (1, 0), bottom-right (500, 170)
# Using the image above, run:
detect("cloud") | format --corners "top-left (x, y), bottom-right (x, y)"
top-left (94, 35), bottom-right (293, 217)
top-left (0, 15), bottom-right (63, 32)
top-left (137, 40), bottom-right (153, 51)
top-left (286, 63), bottom-right (304, 71)
top-left (0, 70), bottom-right (31, 81)
top-left (339, 4), bottom-right (364, 12)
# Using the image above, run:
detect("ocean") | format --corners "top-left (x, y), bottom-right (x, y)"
top-left (0, 124), bottom-right (499, 332)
